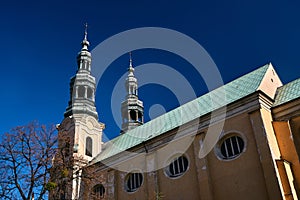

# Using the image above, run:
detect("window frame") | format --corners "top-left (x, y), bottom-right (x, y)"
top-left (85, 136), bottom-right (93, 157)
top-left (125, 172), bottom-right (143, 193)
top-left (164, 154), bottom-right (189, 179)
top-left (77, 85), bottom-right (85, 98)
top-left (92, 184), bottom-right (105, 199)
top-left (215, 133), bottom-right (246, 161)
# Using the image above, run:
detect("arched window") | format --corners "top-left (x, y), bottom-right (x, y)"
top-left (78, 86), bottom-right (85, 98)
top-left (166, 155), bottom-right (189, 178)
top-left (87, 87), bottom-right (93, 100)
top-left (138, 111), bottom-right (143, 122)
top-left (85, 137), bottom-right (93, 157)
top-left (125, 172), bottom-right (143, 192)
top-left (130, 86), bottom-right (134, 95)
top-left (92, 184), bottom-right (105, 199)
top-left (220, 135), bottom-right (245, 159)
top-left (129, 110), bottom-right (137, 121)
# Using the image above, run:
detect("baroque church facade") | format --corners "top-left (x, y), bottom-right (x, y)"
top-left (51, 30), bottom-right (300, 200)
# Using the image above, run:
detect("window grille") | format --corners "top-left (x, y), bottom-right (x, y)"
top-left (126, 172), bottom-right (143, 192)
top-left (92, 184), bottom-right (105, 199)
top-left (220, 135), bottom-right (244, 159)
top-left (167, 155), bottom-right (189, 178)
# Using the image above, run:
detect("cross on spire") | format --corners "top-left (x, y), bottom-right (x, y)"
top-left (84, 23), bottom-right (88, 41)
top-left (129, 52), bottom-right (133, 67)
top-left (81, 23), bottom-right (90, 50)
top-left (128, 52), bottom-right (134, 75)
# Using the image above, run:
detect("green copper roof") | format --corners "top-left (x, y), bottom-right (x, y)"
top-left (273, 78), bottom-right (300, 107)
top-left (91, 64), bottom-right (270, 163)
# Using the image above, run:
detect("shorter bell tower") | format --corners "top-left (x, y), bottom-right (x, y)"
top-left (121, 53), bottom-right (144, 133)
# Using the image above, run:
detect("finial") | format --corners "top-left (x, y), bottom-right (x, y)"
top-left (84, 23), bottom-right (88, 41)
top-left (81, 23), bottom-right (90, 50)
top-left (129, 52), bottom-right (133, 67)
top-left (128, 52), bottom-right (134, 75)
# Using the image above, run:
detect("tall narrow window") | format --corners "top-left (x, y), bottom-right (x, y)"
top-left (87, 87), bottom-right (93, 100)
top-left (138, 111), bottom-right (143, 122)
top-left (129, 110), bottom-right (137, 121)
top-left (125, 172), bottom-right (143, 192)
top-left (86, 137), bottom-right (93, 157)
top-left (78, 85), bottom-right (85, 98)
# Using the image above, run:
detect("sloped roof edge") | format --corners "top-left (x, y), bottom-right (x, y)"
top-left (91, 63), bottom-right (272, 163)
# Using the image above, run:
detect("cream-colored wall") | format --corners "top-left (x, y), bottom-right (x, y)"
top-left (258, 64), bottom-right (283, 99)
top-left (206, 112), bottom-right (271, 200)
top-left (156, 143), bottom-right (200, 200)
top-left (73, 115), bottom-right (104, 161)
top-left (83, 108), bottom-right (285, 200)
top-left (249, 109), bottom-right (283, 199)
top-left (274, 118), bottom-right (300, 197)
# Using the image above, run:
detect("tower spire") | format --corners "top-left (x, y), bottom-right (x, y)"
top-left (121, 52), bottom-right (144, 133)
top-left (64, 25), bottom-right (97, 118)
top-left (81, 23), bottom-right (89, 51)
top-left (128, 52), bottom-right (134, 76)
top-left (84, 23), bottom-right (88, 41)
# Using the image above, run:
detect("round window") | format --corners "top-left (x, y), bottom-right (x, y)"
top-left (125, 172), bottom-right (143, 192)
top-left (220, 135), bottom-right (245, 159)
top-left (166, 155), bottom-right (189, 178)
top-left (92, 184), bottom-right (105, 199)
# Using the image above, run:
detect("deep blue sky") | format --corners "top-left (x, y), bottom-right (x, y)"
top-left (1, 0), bottom-right (300, 140)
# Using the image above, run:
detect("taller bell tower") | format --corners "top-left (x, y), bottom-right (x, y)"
top-left (54, 24), bottom-right (104, 199)
top-left (121, 53), bottom-right (144, 133)
top-left (64, 24), bottom-right (98, 119)
top-left (60, 24), bottom-right (104, 161)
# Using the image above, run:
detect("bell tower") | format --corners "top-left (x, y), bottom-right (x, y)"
top-left (64, 24), bottom-right (98, 119)
top-left (61, 23), bottom-right (104, 160)
top-left (53, 24), bottom-right (104, 200)
top-left (121, 53), bottom-right (144, 133)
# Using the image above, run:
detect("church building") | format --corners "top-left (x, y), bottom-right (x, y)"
top-left (52, 29), bottom-right (300, 200)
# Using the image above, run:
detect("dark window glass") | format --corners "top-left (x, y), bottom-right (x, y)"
top-left (220, 136), bottom-right (244, 159)
top-left (92, 184), bottom-right (105, 199)
top-left (86, 137), bottom-right (93, 157)
top-left (78, 86), bottom-right (85, 98)
top-left (126, 173), bottom-right (143, 192)
top-left (87, 87), bottom-right (93, 99)
top-left (129, 110), bottom-right (136, 121)
top-left (168, 155), bottom-right (188, 178)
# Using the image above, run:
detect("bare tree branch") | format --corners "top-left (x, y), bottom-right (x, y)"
top-left (0, 122), bottom-right (57, 200)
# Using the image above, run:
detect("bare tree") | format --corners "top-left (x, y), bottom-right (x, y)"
top-left (48, 128), bottom-right (99, 200)
top-left (0, 122), bottom-right (57, 200)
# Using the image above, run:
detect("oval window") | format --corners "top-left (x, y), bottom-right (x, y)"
top-left (166, 155), bottom-right (189, 178)
top-left (92, 184), bottom-right (105, 199)
top-left (220, 135), bottom-right (245, 159)
top-left (125, 172), bottom-right (143, 192)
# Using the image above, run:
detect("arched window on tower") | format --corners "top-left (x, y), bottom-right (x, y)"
top-left (86, 137), bottom-right (93, 157)
top-left (78, 86), bottom-right (85, 98)
top-left (87, 87), bottom-right (93, 100)
top-left (138, 111), bottom-right (143, 122)
top-left (129, 110), bottom-right (137, 122)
